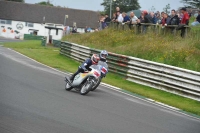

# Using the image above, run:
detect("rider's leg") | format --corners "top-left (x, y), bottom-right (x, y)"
top-left (70, 67), bottom-right (84, 81)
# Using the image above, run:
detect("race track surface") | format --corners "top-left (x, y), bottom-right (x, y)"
top-left (0, 45), bottom-right (199, 133)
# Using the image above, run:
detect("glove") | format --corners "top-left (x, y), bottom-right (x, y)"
top-left (83, 68), bottom-right (87, 72)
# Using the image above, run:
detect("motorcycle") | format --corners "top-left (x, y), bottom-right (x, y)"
top-left (90, 61), bottom-right (108, 91)
top-left (65, 66), bottom-right (101, 95)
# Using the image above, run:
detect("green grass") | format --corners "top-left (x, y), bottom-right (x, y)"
top-left (2, 40), bottom-right (200, 116)
top-left (3, 41), bottom-right (79, 72)
top-left (62, 28), bottom-right (200, 72)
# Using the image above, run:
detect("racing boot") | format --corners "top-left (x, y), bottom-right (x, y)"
top-left (69, 74), bottom-right (75, 82)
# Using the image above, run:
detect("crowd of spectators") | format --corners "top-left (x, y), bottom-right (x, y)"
top-left (96, 6), bottom-right (200, 37)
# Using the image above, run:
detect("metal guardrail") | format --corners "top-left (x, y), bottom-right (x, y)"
top-left (60, 41), bottom-right (200, 101)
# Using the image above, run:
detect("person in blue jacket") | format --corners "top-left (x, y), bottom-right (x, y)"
top-left (69, 54), bottom-right (100, 81)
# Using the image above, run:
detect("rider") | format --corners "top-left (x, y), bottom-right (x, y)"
top-left (69, 54), bottom-right (100, 81)
top-left (99, 50), bottom-right (108, 62)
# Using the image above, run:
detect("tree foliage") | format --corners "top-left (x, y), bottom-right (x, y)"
top-left (36, 0), bottom-right (54, 6)
top-left (5, 0), bottom-right (24, 2)
top-left (163, 4), bottom-right (171, 14)
top-left (101, 0), bottom-right (140, 15)
top-left (149, 6), bottom-right (156, 12)
top-left (180, 0), bottom-right (200, 8)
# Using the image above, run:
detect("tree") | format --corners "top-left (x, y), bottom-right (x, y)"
top-left (149, 6), bottom-right (156, 12)
top-left (36, 0), bottom-right (54, 6)
top-left (163, 4), bottom-right (170, 14)
top-left (101, 0), bottom-right (140, 15)
top-left (180, 0), bottom-right (200, 8)
top-left (5, 0), bottom-right (24, 2)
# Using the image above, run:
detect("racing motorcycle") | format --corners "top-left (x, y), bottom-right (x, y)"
top-left (90, 61), bottom-right (108, 91)
top-left (65, 66), bottom-right (101, 95)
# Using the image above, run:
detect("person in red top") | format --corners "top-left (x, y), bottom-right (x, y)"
top-left (181, 8), bottom-right (189, 25)
top-left (179, 7), bottom-right (189, 37)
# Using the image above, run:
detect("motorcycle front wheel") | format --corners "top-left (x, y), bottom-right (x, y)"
top-left (80, 79), bottom-right (93, 95)
top-left (65, 82), bottom-right (73, 91)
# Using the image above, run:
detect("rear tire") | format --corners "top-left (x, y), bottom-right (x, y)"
top-left (80, 80), bottom-right (93, 95)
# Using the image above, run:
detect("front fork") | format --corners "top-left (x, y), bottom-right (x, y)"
top-left (65, 77), bottom-right (72, 86)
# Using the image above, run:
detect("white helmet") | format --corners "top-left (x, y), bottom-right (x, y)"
top-left (100, 50), bottom-right (108, 61)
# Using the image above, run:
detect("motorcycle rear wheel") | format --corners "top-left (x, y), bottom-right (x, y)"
top-left (80, 80), bottom-right (93, 95)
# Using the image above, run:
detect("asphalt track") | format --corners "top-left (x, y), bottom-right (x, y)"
top-left (0, 43), bottom-right (200, 133)
top-left (0, 37), bottom-right (22, 43)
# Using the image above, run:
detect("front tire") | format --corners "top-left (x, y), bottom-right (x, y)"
top-left (65, 82), bottom-right (73, 91)
top-left (90, 78), bottom-right (101, 91)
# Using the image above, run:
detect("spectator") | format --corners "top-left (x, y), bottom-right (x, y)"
top-left (122, 12), bottom-right (130, 23)
top-left (138, 13), bottom-right (145, 23)
top-left (129, 12), bottom-right (138, 24)
top-left (138, 10), bottom-right (152, 33)
top-left (163, 13), bottom-right (171, 25)
top-left (181, 8), bottom-right (189, 25)
top-left (159, 13), bottom-right (171, 34)
top-left (191, 10), bottom-right (200, 26)
top-left (168, 10), bottom-right (179, 33)
top-left (85, 26), bottom-right (88, 33)
top-left (105, 14), bottom-right (111, 26)
top-left (188, 10), bottom-right (192, 18)
top-left (143, 10), bottom-right (153, 23)
top-left (160, 12), bottom-right (165, 26)
top-left (115, 7), bottom-right (121, 20)
top-left (179, 7), bottom-right (189, 37)
top-left (67, 26), bottom-right (70, 34)
top-left (87, 27), bottom-right (92, 32)
top-left (116, 7), bottom-right (120, 12)
top-left (150, 12), bottom-right (157, 24)
top-left (116, 11), bottom-right (123, 23)
top-left (155, 11), bottom-right (161, 23)
top-left (112, 13), bottom-right (117, 22)
top-left (72, 26), bottom-right (77, 33)
top-left (169, 9), bottom-right (179, 25)
top-left (99, 15), bottom-right (106, 30)
top-left (179, 12), bottom-right (184, 23)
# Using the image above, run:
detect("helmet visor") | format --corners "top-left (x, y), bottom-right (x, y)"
top-left (101, 54), bottom-right (107, 58)
top-left (93, 57), bottom-right (98, 63)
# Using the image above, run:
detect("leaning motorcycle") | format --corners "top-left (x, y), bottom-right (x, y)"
top-left (65, 66), bottom-right (101, 95)
top-left (90, 61), bottom-right (108, 91)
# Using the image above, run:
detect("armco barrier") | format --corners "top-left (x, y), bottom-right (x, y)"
top-left (24, 34), bottom-right (44, 40)
top-left (41, 38), bottom-right (46, 46)
top-left (60, 41), bottom-right (200, 101)
top-left (52, 39), bottom-right (61, 47)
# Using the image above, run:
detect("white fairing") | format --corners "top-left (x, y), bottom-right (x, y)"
top-left (72, 68), bottom-right (100, 87)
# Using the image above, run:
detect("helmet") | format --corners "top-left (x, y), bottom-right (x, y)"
top-left (99, 50), bottom-right (108, 61)
top-left (91, 54), bottom-right (100, 64)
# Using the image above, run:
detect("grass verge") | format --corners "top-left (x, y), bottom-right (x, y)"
top-left (62, 28), bottom-right (200, 72)
top-left (2, 40), bottom-right (200, 116)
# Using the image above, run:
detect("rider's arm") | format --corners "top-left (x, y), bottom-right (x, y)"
top-left (80, 59), bottom-right (91, 70)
